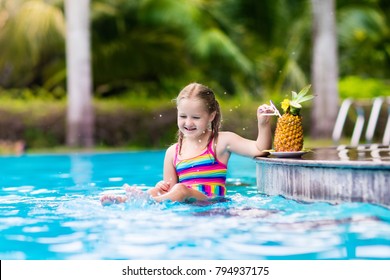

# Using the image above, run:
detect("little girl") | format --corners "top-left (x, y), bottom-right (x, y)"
top-left (100, 82), bottom-right (274, 205)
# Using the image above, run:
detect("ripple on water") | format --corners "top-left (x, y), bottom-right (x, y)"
top-left (1, 179), bottom-right (390, 260)
top-left (356, 245), bottom-right (390, 258)
top-left (37, 232), bottom-right (86, 245)
top-left (49, 241), bottom-right (85, 253)
top-left (0, 251), bottom-right (26, 260)
top-left (22, 225), bottom-right (50, 233)
top-left (0, 217), bottom-right (37, 228)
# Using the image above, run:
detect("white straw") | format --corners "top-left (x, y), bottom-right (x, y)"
top-left (269, 100), bottom-right (282, 117)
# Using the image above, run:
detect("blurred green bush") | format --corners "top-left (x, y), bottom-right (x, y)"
top-left (0, 93), bottom-right (267, 150)
top-left (2, 76), bottom-right (390, 151)
top-left (339, 76), bottom-right (390, 99)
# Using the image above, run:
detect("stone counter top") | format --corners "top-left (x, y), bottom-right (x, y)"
top-left (255, 145), bottom-right (390, 207)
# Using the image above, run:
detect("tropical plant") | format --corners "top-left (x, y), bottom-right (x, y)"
top-left (228, 0), bottom-right (312, 97)
top-left (90, 0), bottom-right (254, 97)
top-left (337, 3), bottom-right (390, 78)
top-left (0, 0), bottom-right (65, 88)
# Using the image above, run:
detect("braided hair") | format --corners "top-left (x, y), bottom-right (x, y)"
top-left (175, 83), bottom-right (222, 154)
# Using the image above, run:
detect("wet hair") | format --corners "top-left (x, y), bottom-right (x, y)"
top-left (174, 82), bottom-right (222, 153)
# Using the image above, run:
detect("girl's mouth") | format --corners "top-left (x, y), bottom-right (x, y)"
top-left (184, 127), bottom-right (196, 131)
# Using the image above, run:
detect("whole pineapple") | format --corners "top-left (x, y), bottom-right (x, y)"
top-left (273, 85), bottom-right (313, 152)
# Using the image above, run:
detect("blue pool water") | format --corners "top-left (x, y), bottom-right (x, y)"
top-left (0, 151), bottom-right (389, 260)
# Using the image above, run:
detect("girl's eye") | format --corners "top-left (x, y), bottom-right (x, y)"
top-left (193, 117), bottom-right (200, 120)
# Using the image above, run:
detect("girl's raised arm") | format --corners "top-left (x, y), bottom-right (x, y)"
top-left (217, 104), bottom-right (274, 159)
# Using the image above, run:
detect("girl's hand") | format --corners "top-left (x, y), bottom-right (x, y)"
top-left (155, 180), bottom-right (171, 194)
top-left (257, 104), bottom-right (276, 125)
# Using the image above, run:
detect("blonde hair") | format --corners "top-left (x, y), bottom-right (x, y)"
top-left (175, 83), bottom-right (222, 153)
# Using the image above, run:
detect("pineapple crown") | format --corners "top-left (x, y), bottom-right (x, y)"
top-left (281, 84), bottom-right (313, 116)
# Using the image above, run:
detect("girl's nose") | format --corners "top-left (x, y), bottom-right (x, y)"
top-left (185, 119), bottom-right (194, 126)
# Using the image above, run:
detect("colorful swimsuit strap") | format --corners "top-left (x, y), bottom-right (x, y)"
top-left (173, 143), bottom-right (179, 166)
top-left (174, 139), bottom-right (214, 166)
top-left (205, 139), bottom-right (225, 167)
top-left (174, 139), bottom-right (227, 168)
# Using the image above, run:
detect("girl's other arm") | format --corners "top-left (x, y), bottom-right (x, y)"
top-left (148, 145), bottom-right (178, 196)
top-left (162, 144), bottom-right (178, 186)
top-left (218, 104), bottom-right (273, 159)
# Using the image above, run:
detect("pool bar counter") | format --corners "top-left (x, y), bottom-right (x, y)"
top-left (256, 145), bottom-right (390, 208)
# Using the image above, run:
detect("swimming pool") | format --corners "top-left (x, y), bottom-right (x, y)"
top-left (0, 151), bottom-right (389, 260)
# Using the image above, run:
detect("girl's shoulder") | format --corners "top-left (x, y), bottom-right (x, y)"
top-left (217, 131), bottom-right (232, 137)
top-left (165, 143), bottom-right (180, 161)
top-left (166, 143), bottom-right (178, 154)
top-left (215, 131), bottom-right (235, 149)
top-left (215, 131), bottom-right (243, 152)
top-left (216, 131), bottom-right (238, 142)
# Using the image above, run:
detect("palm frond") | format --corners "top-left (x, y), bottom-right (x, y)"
top-left (192, 28), bottom-right (253, 74)
top-left (338, 7), bottom-right (388, 45)
top-left (0, 0), bottom-right (65, 85)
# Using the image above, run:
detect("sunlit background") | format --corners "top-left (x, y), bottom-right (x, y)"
top-left (0, 0), bottom-right (389, 151)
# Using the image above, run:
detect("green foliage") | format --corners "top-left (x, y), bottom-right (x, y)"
top-left (2, 0), bottom-right (390, 101)
top-left (339, 75), bottom-right (390, 99)
top-left (338, 4), bottom-right (390, 77)
top-left (89, 0), bottom-right (257, 97)
top-left (0, 0), bottom-right (65, 87)
top-left (0, 98), bottom-right (66, 148)
top-left (0, 87), bottom-right (66, 100)
top-left (1, 0), bottom-right (390, 149)
top-left (0, 94), bottom-right (276, 149)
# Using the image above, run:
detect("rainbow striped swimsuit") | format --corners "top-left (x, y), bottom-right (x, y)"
top-left (174, 141), bottom-right (227, 198)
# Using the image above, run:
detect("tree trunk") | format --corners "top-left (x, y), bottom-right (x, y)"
top-left (65, 0), bottom-right (94, 147)
top-left (310, 0), bottom-right (339, 138)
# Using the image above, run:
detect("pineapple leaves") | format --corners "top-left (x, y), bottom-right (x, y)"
top-left (298, 95), bottom-right (315, 103)
top-left (292, 84), bottom-right (313, 104)
top-left (290, 101), bottom-right (302, 108)
top-left (292, 91), bottom-right (298, 100)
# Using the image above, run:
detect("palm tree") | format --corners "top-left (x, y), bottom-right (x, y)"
top-left (310, 0), bottom-right (339, 138)
top-left (226, 0), bottom-right (312, 97)
top-left (0, 0), bottom-right (65, 87)
top-left (337, 3), bottom-right (390, 78)
top-left (90, 0), bottom-right (254, 96)
top-left (0, 0), bottom-right (94, 147)
top-left (65, 0), bottom-right (94, 147)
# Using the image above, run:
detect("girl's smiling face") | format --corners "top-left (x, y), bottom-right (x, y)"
top-left (177, 98), bottom-right (216, 139)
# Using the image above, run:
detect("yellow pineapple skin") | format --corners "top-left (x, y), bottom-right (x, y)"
top-left (273, 113), bottom-right (303, 152)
